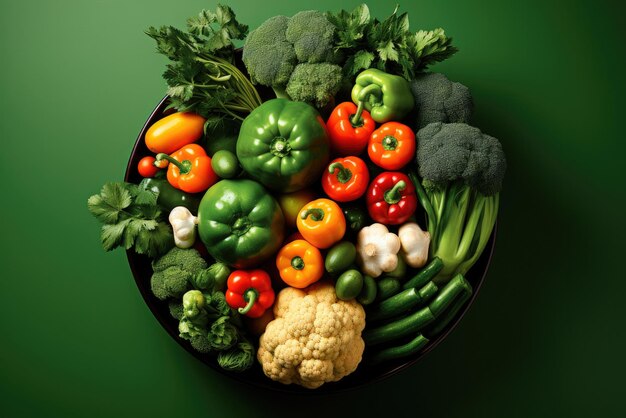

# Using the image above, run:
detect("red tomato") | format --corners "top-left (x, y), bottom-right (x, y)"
top-left (137, 156), bottom-right (159, 178)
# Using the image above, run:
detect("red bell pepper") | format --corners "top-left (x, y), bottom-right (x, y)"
top-left (366, 172), bottom-right (417, 225)
top-left (368, 122), bottom-right (416, 170)
top-left (155, 144), bottom-right (218, 193)
top-left (322, 156), bottom-right (370, 202)
top-left (326, 102), bottom-right (375, 156)
top-left (225, 269), bottom-right (275, 318)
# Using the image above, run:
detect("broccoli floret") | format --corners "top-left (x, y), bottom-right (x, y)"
top-left (150, 247), bottom-right (207, 300)
top-left (242, 15), bottom-right (297, 90)
top-left (286, 63), bottom-right (342, 108)
top-left (242, 11), bottom-right (341, 107)
top-left (285, 10), bottom-right (337, 64)
top-left (168, 301), bottom-right (184, 320)
top-left (190, 333), bottom-right (211, 354)
top-left (417, 123), bottom-right (506, 196)
top-left (413, 122), bottom-right (506, 282)
top-left (410, 73), bottom-right (473, 129)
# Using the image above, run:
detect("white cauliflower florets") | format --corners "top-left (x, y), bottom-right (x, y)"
top-left (257, 281), bottom-right (366, 389)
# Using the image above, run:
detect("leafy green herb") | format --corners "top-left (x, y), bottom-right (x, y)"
top-left (87, 182), bottom-right (173, 258)
top-left (146, 4), bottom-right (262, 130)
top-left (326, 4), bottom-right (458, 80)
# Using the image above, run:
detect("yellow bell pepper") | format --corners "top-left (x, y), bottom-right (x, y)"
top-left (275, 240), bottom-right (324, 288)
top-left (296, 198), bottom-right (346, 249)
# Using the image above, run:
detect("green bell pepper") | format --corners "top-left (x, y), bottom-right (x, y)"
top-left (351, 69), bottom-right (415, 123)
top-left (342, 204), bottom-right (368, 234)
top-left (139, 177), bottom-right (201, 213)
top-left (236, 98), bottom-right (330, 193)
top-left (197, 179), bottom-right (285, 268)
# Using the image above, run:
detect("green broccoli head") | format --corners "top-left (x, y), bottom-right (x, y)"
top-left (190, 333), bottom-right (212, 354)
top-left (285, 10), bottom-right (337, 64)
top-left (168, 301), bottom-right (184, 320)
top-left (242, 15), bottom-right (297, 87)
top-left (411, 73), bottom-right (473, 129)
top-left (150, 247), bottom-right (207, 300)
top-left (416, 122), bottom-right (507, 196)
top-left (285, 63), bottom-right (342, 108)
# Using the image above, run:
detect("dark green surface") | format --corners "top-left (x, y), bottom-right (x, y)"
top-left (1, 0), bottom-right (624, 416)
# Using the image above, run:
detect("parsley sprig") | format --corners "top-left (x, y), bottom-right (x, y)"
top-left (326, 4), bottom-right (458, 80)
top-left (87, 182), bottom-right (173, 258)
top-left (146, 5), bottom-right (262, 129)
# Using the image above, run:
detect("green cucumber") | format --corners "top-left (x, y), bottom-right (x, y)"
top-left (367, 282), bottom-right (438, 322)
top-left (376, 277), bottom-right (402, 301)
top-left (364, 274), bottom-right (468, 346)
top-left (368, 334), bottom-right (429, 365)
top-left (402, 257), bottom-right (443, 289)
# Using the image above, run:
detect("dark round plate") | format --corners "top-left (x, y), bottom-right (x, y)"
top-left (124, 95), bottom-right (496, 394)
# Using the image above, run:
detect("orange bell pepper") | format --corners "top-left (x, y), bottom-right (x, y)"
top-left (296, 198), bottom-right (346, 249)
top-left (156, 144), bottom-right (218, 193)
top-left (368, 122), bottom-right (416, 170)
top-left (275, 240), bottom-right (324, 288)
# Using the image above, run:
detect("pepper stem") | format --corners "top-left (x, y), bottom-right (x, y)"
top-left (238, 288), bottom-right (259, 315)
top-left (350, 84), bottom-right (382, 126)
top-left (350, 100), bottom-right (366, 127)
top-left (300, 208), bottom-right (325, 222)
top-left (328, 162), bottom-right (353, 184)
top-left (291, 256), bottom-right (305, 270)
top-left (382, 135), bottom-right (398, 151)
top-left (384, 180), bottom-right (406, 205)
top-left (155, 153), bottom-right (191, 174)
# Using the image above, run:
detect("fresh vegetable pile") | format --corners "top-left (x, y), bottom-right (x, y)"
top-left (88, 3), bottom-right (506, 389)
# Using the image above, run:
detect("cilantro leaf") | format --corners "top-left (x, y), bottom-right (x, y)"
top-left (88, 182), bottom-right (173, 257)
top-left (146, 4), bottom-right (259, 123)
top-left (101, 219), bottom-right (131, 251)
top-left (327, 4), bottom-right (458, 81)
top-left (87, 183), bottom-right (132, 224)
top-left (133, 188), bottom-right (158, 206)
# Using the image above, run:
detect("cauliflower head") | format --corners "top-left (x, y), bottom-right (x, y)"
top-left (257, 281), bottom-right (366, 389)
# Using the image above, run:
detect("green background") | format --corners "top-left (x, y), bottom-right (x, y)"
top-left (1, 0), bottom-right (624, 416)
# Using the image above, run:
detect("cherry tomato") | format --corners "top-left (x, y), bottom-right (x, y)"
top-left (137, 156), bottom-right (159, 178)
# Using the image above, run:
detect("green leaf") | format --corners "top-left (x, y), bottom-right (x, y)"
top-left (378, 40), bottom-right (399, 62)
top-left (352, 50), bottom-right (375, 72)
top-left (397, 12), bottom-right (410, 34)
top-left (134, 221), bottom-right (173, 258)
top-left (187, 9), bottom-right (216, 36)
top-left (87, 183), bottom-right (132, 224)
top-left (101, 219), bottom-right (131, 251)
top-left (326, 3), bottom-right (370, 50)
top-left (412, 28), bottom-right (458, 69)
top-left (123, 219), bottom-right (159, 250)
top-left (133, 188), bottom-right (158, 206)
